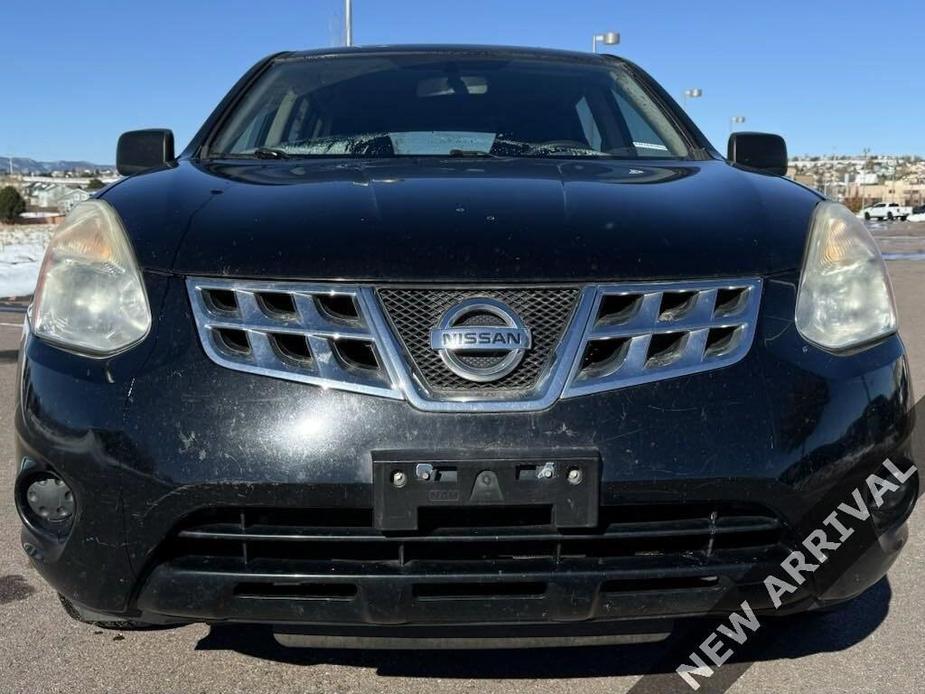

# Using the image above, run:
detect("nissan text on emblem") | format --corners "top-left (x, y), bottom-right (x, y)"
top-left (429, 298), bottom-right (532, 382)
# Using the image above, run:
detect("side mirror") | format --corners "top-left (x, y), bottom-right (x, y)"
top-left (727, 132), bottom-right (787, 176)
top-left (116, 129), bottom-right (175, 176)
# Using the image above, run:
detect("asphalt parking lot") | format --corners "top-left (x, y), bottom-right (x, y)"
top-left (1, 261), bottom-right (923, 693)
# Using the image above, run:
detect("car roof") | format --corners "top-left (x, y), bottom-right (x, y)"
top-left (282, 44), bottom-right (625, 66)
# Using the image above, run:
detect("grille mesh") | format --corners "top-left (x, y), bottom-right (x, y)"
top-left (377, 288), bottom-right (580, 392)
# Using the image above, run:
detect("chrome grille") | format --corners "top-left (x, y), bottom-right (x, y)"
top-left (377, 287), bottom-right (580, 393)
top-left (186, 278), bottom-right (402, 399)
top-left (187, 277), bottom-right (761, 411)
top-left (563, 279), bottom-right (762, 398)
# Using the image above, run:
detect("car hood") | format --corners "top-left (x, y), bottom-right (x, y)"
top-left (104, 157), bottom-right (820, 282)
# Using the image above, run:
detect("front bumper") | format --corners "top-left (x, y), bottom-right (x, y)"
top-left (13, 272), bottom-right (919, 634)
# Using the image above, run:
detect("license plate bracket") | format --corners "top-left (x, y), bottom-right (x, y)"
top-left (373, 451), bottom-right (600, 531)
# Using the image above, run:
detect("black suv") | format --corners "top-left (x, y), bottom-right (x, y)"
top-left (14, 46), bottom-right (917, 647)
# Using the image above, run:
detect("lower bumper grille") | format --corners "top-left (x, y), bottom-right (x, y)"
top-left (166, 503), bottom-right (782, 569)
top-left (137, 503), bottom-right (795, 624)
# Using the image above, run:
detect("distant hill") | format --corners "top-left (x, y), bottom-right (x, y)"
top-left (0, 157), bottom-right (114, 175)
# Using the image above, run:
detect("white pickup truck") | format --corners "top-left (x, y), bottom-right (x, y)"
top-left (859, 202), bottom-right (912, 221)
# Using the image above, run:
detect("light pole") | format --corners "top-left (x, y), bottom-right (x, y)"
top-left (345, 0), bottom-right (353, 47)
top-left (683, 88), bottom-right (702, 106)
top-left (730, 115), bottom-right (746, 133)
top-left (592, 31), bottom-right (620, 53)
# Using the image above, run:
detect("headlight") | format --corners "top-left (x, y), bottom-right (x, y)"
top-left (795, 201), bottom-right (897, 351)
top-left (32, 200), bottom-right (150, 356)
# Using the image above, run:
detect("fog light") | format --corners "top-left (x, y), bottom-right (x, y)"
top-left (26, 475), bottom-right (74, 520)
top-left (20, 471), bottom-right (75, 535)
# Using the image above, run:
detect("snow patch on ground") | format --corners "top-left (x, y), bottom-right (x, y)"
top-left (0, 243), bottom-right (45, 298)
top-left (0, 226), bottom-right (54, 299)
top-left (884, 252), bottom-right (925, 261)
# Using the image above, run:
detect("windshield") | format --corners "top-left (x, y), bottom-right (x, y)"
top-left (209, 54), bottom-right (692, 160)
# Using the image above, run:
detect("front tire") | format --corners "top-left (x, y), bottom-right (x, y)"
top-left (864, 212), bottom-right (871, 220)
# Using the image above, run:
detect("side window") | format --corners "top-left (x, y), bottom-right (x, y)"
top-left (574, 96), bottom-right (603, 150)
top-left (612, 90), bottom-right (671, 156)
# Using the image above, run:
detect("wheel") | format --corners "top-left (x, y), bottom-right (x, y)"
top-left (901, 216), bottom-right (908, 221)
top-left (864, 212), bottom-right (871, 220)
top-left (58, 593), bottom-right (152, 631)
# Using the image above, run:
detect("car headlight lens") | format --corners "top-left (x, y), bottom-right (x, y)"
top-left (32, 200), bottom-right (150, 356)
top-left (795, 201), bottom-right (897, 351)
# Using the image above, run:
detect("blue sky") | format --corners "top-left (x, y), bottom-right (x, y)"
top-left (2, 0), bottom-right (923, 164)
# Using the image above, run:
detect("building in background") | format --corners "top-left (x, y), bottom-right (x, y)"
top-left (23, 182), bottom-right (91, 213)
top-left (788, 155), bottom-right (925, 210)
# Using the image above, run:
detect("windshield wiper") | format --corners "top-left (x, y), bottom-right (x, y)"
top-left (526, 145), bottom-right (609, 158)
top-left (448, 149), bottom-right (500, 158)
top-left (253, 147), bottom-right (290, 160)
top-left (488, 139), bottom-right (609, 159)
